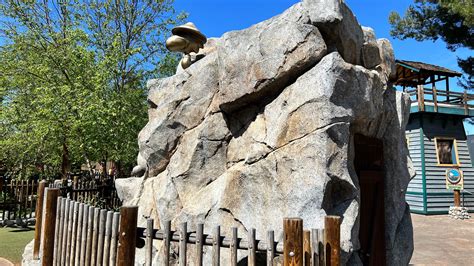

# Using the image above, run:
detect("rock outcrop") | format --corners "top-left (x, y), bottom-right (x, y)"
top-left (117, 0), bottom-right (414, 265)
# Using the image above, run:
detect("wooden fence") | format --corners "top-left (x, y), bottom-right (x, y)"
top-left (51, 177), bottom-right (121, 210)
top-left (34, 186), bottom-right (342, 266)
top-left (0, 178), bottom-right (38, 224)
top-left (0, 176), bottom-right (120, 225)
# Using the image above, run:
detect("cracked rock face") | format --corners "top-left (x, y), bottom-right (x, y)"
top-left (116, 0), bottom-right (414, 265)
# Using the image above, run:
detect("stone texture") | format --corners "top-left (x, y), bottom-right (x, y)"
top-left (377, 38), bottom-right (397, 82)
top-left (361, 41), bottom-right (382, 69)
top-left (215, 3), bottom-right (327, 112)
top-left (120, 1), bottom-right (414, 265)
top-left (303, 0), bottom-right (364, 65)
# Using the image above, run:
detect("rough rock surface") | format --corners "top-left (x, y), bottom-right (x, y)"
top-left (117, 0), bottom-right (414, 265)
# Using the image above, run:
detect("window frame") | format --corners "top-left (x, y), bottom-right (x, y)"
top-left (434, 137), bottom-right (461, 167)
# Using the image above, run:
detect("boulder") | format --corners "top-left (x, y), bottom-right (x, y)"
top-left (119, 0), bottom-right (413, 265)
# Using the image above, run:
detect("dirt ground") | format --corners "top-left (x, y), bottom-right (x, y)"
top-left (410, 214), bottom-right (474, 265)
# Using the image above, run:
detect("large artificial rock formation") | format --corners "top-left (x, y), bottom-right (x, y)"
top-left (117, 0), bottom-right (414, 265)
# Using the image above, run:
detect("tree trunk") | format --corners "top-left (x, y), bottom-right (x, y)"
top-left (61, 142), bottom-right (70, 179)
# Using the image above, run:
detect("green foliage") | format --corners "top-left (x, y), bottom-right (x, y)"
top-left (389, 0), bottom-right (473, 89)
top-left (0, 0), bottom-right (184, 177)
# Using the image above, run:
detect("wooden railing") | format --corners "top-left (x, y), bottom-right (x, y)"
top-left (406, 86), bottom-right (474, 114)
top-left (33, 186), bottom-right (342, 266)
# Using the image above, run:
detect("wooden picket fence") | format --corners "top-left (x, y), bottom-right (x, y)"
top-left (51, 177), bottom-right (121, 210)
top-left (35, 186), bottom-right (341, 266)
top-left (0, 178), bottom-right (38, 223)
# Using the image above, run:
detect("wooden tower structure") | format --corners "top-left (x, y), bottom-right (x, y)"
top-left (394, 60), bottom-right (474, 214)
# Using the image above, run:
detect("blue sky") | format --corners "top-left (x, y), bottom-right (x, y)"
top-left (173, 0), bottom-right (474, 134)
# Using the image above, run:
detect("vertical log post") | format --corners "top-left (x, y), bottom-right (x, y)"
top-left (248, 228), bottom-right (256, 266)
top-left (195, 223), bottom-right (204, 266)
top-left (163, 220), bottom-right (171, 266)
top-left (303, 230), bottom-right (311, 266)
top-left (97, 209), bottom-right (107, 265)
top-left (212, 225), bottom-right (221, 266)
top-left (85, 206), bottom-right (95, 265)
top-left (454, 190), bottom-right (461, 207)
top-left (68, 202), bottom-right (79, 265)
top-left (79, 205), bottom-right (89, 266)
top-left (91, 207), bottom-right (100, 265)
top-left (324, 216), bottom-right (341, 266)
top-left (463, 90), bottom-right (468, 115)
top-left (283, 218), bottom-right (303, 266)
top-left (179, 222), bottom-right (187, 266)
top-left (145, 218), bottom-right (154, 266)
top-left (318, 229), bottom-right (325, 266)
top-left (74, 203), bottom-right (84, 266)
top-left (33, 180), bottom-right (47, 259)
top-left (117, 206), bottom-right (138, 266)
top-left (41, 188), bottom-right (60, 266)
top-left (432, 84), bottom-right (438, 112)
top-left (53, 197), bottom-right (62, 265)
top-left (230, 227), bottom-right (238, 266)
top-left (267, 230), bottom-right (275, 266)
top-left (102, 211), bottom-right (114, 266)
top-left (109, 212), bottom-right (120, 266)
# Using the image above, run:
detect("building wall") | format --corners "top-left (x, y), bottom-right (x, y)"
top-left (406, 114), bottom-right (474, 214)
top-left (406, 122), bottom-right (425, 213)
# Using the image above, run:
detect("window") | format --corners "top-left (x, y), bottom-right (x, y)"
top-left (434, 138), bottom-right (460, 166)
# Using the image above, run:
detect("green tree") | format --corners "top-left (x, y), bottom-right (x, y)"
top-left (389, 0), bottom-right (473, 89)
top-left (0, 0), bottom-right (185, 178)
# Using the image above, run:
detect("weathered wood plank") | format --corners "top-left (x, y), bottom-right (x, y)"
top-left (317, 229), bottom-right (325, 266)
top-left (85, 206), bottom-right (95, 266)
top-left (283, 218), bottom-right (303, 266)
top-left (102, 211), bottom-right (114, 266)
top-left (109, 212), bottom-right (120, 266)
top-left (53, 197), bottom-right (62, 266)
top-left (74, 203), bottom-right (84, 266)
top-left (91, 207), bottom-right (100, 265)
top-left (324, 216), bottom-right (340, 266)
top-left (61, 199), bottom-right (71, 266)
top-left (79, 204), bottom-right (89, 266)
top-left (97, 209), bottom-right (107, 265)
top-left (69, 202), bottom-right (80, 265)
top-left (303, 230), bottom-right (311, 266)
